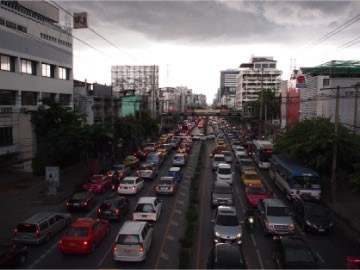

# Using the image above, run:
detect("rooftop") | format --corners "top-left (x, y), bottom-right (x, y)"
top-left (301, 60), bottom-right (360, 77)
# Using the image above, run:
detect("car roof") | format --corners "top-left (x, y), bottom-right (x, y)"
top-left (72, 218), bottom-right (96, 227)
top-left (174, 153), bottom-right (185, 157)
top-left (243, 170), bottom-right (257, 174)
top-left (137, 197), bottom-right (157, 203)
top-left (169, 167), bottom-right (181, 171)
top-left (218, 163), bottom-right (231, 169)
top-left (22, 211), bottom-right (58, 223)
top-left (122, 176), bottom-right (139, 181)
top-left (215, 243), bottom-right (245, 266)
top-left (119, 221), bottom-right (146, 234)
top-left (213, 154), bottom-right (225, 158)
top-left (160, 176), bottom-right (175, 181)
top-left (264, 198), bottom-right (286, 207)
top-left (214, 181), bottom-right (231, 188)
top-left (217, 206), bottom-right (236, 215)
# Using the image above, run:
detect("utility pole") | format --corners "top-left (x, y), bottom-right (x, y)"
top-left (259, 67), bottom-right (264, 138)
top-left (354, 83), bottom-right (359, 134)
top-left (111, 83), bottom-right (115, 164)
top-left (330, 86), bottom-right (340, 203)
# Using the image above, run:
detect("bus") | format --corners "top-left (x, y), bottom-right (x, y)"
top-left (252, 140), bottom-right (273, 169)
top-left (269, 154), bottom-right (321, 200)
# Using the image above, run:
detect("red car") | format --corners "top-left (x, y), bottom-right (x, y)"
top-left (245, 184), bottom-right (272, 208)
top-left (59, 218), bottom-right (109, 254)
top-left (83, 175), bottom-right (111, 194)
top-left (346, 256), bottom-right (360, 269)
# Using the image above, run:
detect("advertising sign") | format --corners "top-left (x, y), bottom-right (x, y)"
top-left (74, 12), bottom-right (88, 29)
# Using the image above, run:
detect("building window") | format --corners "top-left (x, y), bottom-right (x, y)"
top-left (0, 55), bottom-right (10, 71)
top-left (270, 63), bottom-right (276, 68)
top-left (0, 90), bottom-right (16, 105)
top-left (41, 92), bottom-right (56, 103)
top-left (58, 67), bottom-right (69, 80)
top-left (0, 17), bottom-right (4, 25)
top-left (41, 63), bottom-right (54, 78)
top-left (262, 63), bottom-right (269, 68)
top-left (59, 94), bottom-right (71, 105)
top-left (21, 59), bottom-right (32, 74)
top-left (21, 91), bottom-right (37, 105)
top-left (0, 127), bottom-right (13, 147)
top-left (255, 64), bottom-right (261, 69)
top-left (5, 20), bottom-right (16, 30)
top-left (323, 78), bottom-right (330, 87)
top-left (17, 24), bottom-right (27, 33)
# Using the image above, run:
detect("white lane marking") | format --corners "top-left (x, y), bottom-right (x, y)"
top-left (28, 243), bottom-right (57, 269)
top-left (316, 252), bottom-right (325, 264)
top-left (256, 249), bottom-right (265, 269)
top-left (250, 234), bottom-right (257, 247)
top-left (171, 220), bottom-right (179, 226)
top-left (177, 200), bottom-right (185, 205)
top-left (161, 252), bottom-right (169, 260)
top-left (166, 234), bottom-right (175, 241)
top-left (234, 183), bottom-right (246, 215)
top-left (179, 191), bottom-right (186, 196)
top-left (175, 209), bottom-right (182, 214)
top-left (97, 241), bottom-right (115, 267)
top-left (180, 184), bottom-right (188, 190)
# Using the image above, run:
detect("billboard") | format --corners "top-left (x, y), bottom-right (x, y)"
top-left (74, 12), bottom-right (88, 29)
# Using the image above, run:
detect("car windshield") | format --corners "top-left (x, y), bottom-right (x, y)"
top-left (267, 206), bottom-right (289, 216)
top-left (116, 234), bottom-right (140, 245)
top-left (244, 173), bottom-right (259, 180)
top-left (214, 157), bottom-right (225, 162)
top-left (284, 247), bottom-right (315, 263)
top-left (249, 187), bottom-right (267, 195)
top-left (135, 203), bottom-right (154, 212)
top-left (218, 168), bottom-right (231, 174)
top-left (65, 227), bottom-right (89, 237)
top-left (140, 164), bottom-right (152, 170)
top-left (121, 179), bottom-right (135, 185)
top-left (214, 186), bottom-right (232, 194)
top-left (174, 155), bottom-right (184, 160)
top-left (216, 215), bottom-right (239, 226)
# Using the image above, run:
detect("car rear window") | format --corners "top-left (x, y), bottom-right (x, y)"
top-left (116, 234), bottom-right (140, 245)
top-left (159, 179), bottom-right (173, 185)
top-left (135, 203), bottom-right (154, 213)
top-left (65, 227), bottom-right (89, 237)
top-left (174, 156), bottom-right (184, 160)
top-left (214, 157), bottom-right (225, 162)
top-left (218, 168), bottom-right (231, 174)
top-left (140, 164), bottom-right (152, 170)
top-left (17, 223), bottom-right (37, 233)
top-left (73, 192), bottom-right (87, 199)
top-left (122, 180), bottom-right (135, 185)
top-left (214, 186), bottom-right (232, 194)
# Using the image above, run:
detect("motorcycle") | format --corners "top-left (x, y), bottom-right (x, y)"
top-left (244, 209), bottom-right (256, 232)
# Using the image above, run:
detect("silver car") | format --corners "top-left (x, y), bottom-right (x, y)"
top-left (212, 154), bottom-right (226, 171)
top-left (211, 181), bottom-right (233, 207)
top-left (221, 150), bottom-right (233, 163)
top-left (258, 198), bottom-right (295, 236)
top-left (213, 206), bottom-right (242, 245)
top-left (155, 176), bottom-right (177, 195)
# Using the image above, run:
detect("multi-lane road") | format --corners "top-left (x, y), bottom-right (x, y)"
top-left (13, 125), bottom-right (360, 269)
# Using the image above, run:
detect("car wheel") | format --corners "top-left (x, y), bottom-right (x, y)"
top-left (17, 254), bottom-right (27, 265)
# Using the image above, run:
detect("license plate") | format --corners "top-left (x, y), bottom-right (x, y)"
top-left (73, 203), bottom-right (79, 206)
top-left (142, 215), bottom-right (147, 218)
top-left (161, 187), bottom-right (168, 191)
top-left (69, 242), bottom-right (76, 247)
top-left (226, 240), bottom-right (232, 243)
top-left (104, 211), bottom-right (111, 214)
top-left (318, 229), bottom-right (324, 232)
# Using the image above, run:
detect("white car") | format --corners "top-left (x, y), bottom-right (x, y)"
top-left (133, 197), bottom-right (163, 222)
top-left (216, 163), bottom-right (233, 185)
top-left (234, 146), bottom-right (247, 156)
top-left (221, 150), bottom-right (233, 163)
top-left (212, 154), bottom-right (226, 171)
top-left (173, 153), bottom-right (187, 166)
top-left (118, 176), bottom-right (144, 195)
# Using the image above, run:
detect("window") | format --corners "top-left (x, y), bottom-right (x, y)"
top-left (42, 63), bottom-right (51, 77)
top-left (323, 78), bottom-right (330, 87)
top-left (21, 91), bottom-right (37, 105)
top-left (17, 24), bottom-right (27, 33)
top-left (21, 59), bottom-right (36, 75)
top-left (41, 92), bottom-right (56, 103)
top-left (5, 20), bottom-right (16, 30)
top-left (255, 64), bottom-right (261, 68)
top-left (262, 63), bottom-right (269, 68)
top-left (0, 127), bottom-right (13, 146)
top-left (270, 63), bottom-right (276, 68)
top-left (59, 94), bottom-right (71, 106)
top-left (0, 17), bottom-right (4, 25)
top-left (0, 90), bottom-right (16, 105)
top-left (39, 221), bottom-right (48, 230)
top-left (0, 55), bottom-right (10, 71)
top-left (58, 67), bottom-right (68, 80)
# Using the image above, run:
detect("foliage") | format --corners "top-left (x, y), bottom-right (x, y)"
top-left (349, 162), bottom-right (360, 192)
top-left (274, 117), bottom-right (360, 172)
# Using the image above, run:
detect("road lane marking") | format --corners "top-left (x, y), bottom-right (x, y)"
top-left (256, 249), bottom-right (265, 269)
top-left (28, 242), bottom-right (57, 269)
top-left (316, 252), bottom-right (325, 264)
top-left (250, 234), bottom-right (257, 247)
top-left (166, 234), bottom-right (175, 241)
top-left (175, 209), bottom-right (182, 214)
top-left (97, 241), bottom-right (115, 268)
top-left (161, 252), bottom-right (169, 260)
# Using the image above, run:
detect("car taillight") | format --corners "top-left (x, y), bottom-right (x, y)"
top-left (83, 241), bottom-right (88, 246)
top-left (98, 208), bottom-right (102, 213)
top-left (155, 186), bottom-right (160, 190)
top-left (139, 244), bottom-right (144, 252)
top-left (136, 170), bottom-right (140, 175)
top-left (14, 228), bottom-right (18, 235)
top-left (66, 202), bottom-right (70, 206)
top-left (82, 201), bottom-right (88, 206)
top-left (115, 209), bottom-right (119, 214)
top-left (113, 245), bottom-right (118, 252)
top-left (169, 187), bottom-right (174, 191)
top-left (131, 186), bottom-right (136, 190)
top-left (150, 170), bottom-right (154, 174)
top-left (36, 229), bottom-right (40, 238)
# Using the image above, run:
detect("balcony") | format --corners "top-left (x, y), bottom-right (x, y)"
top-left (0, 145), bottom-right (19, 156)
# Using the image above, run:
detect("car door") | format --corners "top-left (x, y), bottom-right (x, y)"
top-left (92, 221), bottom-right (104, 244)
top-left (144, 223), bottom-right (153, 251)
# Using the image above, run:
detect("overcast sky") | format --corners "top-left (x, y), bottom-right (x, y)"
top-left (59, 0), bottom-right (360, 104)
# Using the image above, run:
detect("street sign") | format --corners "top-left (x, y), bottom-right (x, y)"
top-left (73, 12), bottom-right (88, 29)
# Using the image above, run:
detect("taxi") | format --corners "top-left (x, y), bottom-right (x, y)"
top-left (123, 155), bottom-right (140, 169)
top-left (157, 145), bottom-right (169, 157)
top-left (241, 170), bottom-right (262, 186)
top-left (216, 140), bottom-right (227, 148)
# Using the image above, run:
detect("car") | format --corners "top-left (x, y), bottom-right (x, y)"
top-left (0, 243), bottom-right (28, 268)
top-left (221, 150), bottom-right (233, 163)
top-left (245, 184), bottom-right (273, 207)
top-left (123, 155), bottom-right (140, 169)
top-left (272, 236), bottom-right (319, 268)
top-left (146, 151), bottom-right (164, 168)
top-left (144, 142), bottom-right (157, 152)
top-left (177, 144), bottom-right (188, 154)
top-left (155, 176), bottom-right (177, 195)
top-left (210, 147), bottom-right (225, 158)
top-left (168, 166), bottom-right (182, 182)
top-left (113, 221), bottom-right (154, 262)
top-left (59, 218), bottom-right (110, 254)
top-left (133, 149), bottom-right (150, 161)
top-left (136, 162), bottom-right (158, 180)
top-left (156, 145), bottom-right (169, 157)
top-left (216, 163), bottom-right (233, 185)
top-left (234, 146), bottom-right (247, 156)
top-left (207, 133), bottom-right (216, 140)
top-left (172, 153), bottom-right (187, 166)
top-left (346, 256), bottom-right (360, 269)
top-left (216, 140), bottom-right (227, 148)
top-left (97, 197), bottom-right (130, 221)
top-left (108, 164), bottom-right (132, 190)
top-left (14, 211), bottom-right (72, 245)
top-left (211, 181), bottom-right (233, 207)
top-left (230, 140), bottom-right (241, 152)
top-left (118, 176), bottom-right (144, 195)
top-left (258, 198), bottom-right (295, 236)
top-left (66, 191), bottom-right (96, 211)
top-left (82, 174), bottom-right (111, 193)
top-left (239, 158), bottom-right (256, 172)
top-left (292, 195), bottom-right (334, 233)
top-left (241, 170), bottom-right (262, 186)
top-left (212, 206), bottom-right (242, 245)
top-left (207, 243), bottom-right (246, 269)
top-left (212, 154), bottom-right (226, 171)
top-left (133, 197), bottom-right (163, 222)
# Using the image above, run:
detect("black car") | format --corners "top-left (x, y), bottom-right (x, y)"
top-left (0, 243), bottom-right (28, 268)
top-left (292, 195), bottom-right (333, 233)
top-left (272, 236), bottom-right (319, 269)
top-left (207, 243), bottom-right (247, 269)
top-left (97, 197), bottom-right (130, 221)
top-left (66, 190), bottom-right (96, 211)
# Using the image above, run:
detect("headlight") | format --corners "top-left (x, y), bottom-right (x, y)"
top-left (265, 221), bottom-right (274, 229)
top-left (306, 220), bottom-right (312, 226)
top-left (236, 233), bottom-right (242, 238)
top-left (289, 223), bottom-right (295, 229)
top-left (248, 217), bottom-right (255, 223)
top-left (215, 232), bottom-right (220, 237)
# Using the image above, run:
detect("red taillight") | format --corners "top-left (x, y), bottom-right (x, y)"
top-left (150, 170), bottom-right (154, 174)
top-left (115, 209), bottom-right (119, 214)
top-left (98, 208), bottom-right (101, 213)
top-left (139, 244), bottom-right (144, 252)
top-left (82, 201), bottom-right (88, 206)
top-left (83, 241), bottom-right (88, 246)
top-left (59, 240), bottom-right (63, 245)
top-left (131, 186), bottom-right (136, 190)
top-left (136, 170), bottom-right (140, 175)
top-left (36, 229), bottom-right (40, 238)
top-left (113, 245), bottom-right (118, 252)
top-left (156, 186), bottom-right (160, 190)
top-left (14, 228), bottom-right (18, 235)
top-left (169, 187), bottom-right (174, 191)
top-left (66, 202), bottom-right (70, 206)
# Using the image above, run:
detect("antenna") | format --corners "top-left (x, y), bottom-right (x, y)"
top-left (166, 64), bottom-right (169, 86)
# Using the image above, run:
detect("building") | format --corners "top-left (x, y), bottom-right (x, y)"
top-left (220, 69), bottom-right (239, 97)
top-left (297, 60), bottom-right (360, 134)
top-left (176, 86), bottom-right (193, 112)
top-left (159, 87), bottom-right (180, 113)
top-left (236, 56), bottom-right (282, 113)
top-left (192, 94), bottom-right (207, 108)
top-left (0, 1), bottom-right (73, 171)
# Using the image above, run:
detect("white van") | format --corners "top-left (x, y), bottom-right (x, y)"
top-left (216, 163), bottom-right (233, 185)
top-left (113, 221), bottom-right (153, 262)
top-left (133, 197), bottom-right (163, 222)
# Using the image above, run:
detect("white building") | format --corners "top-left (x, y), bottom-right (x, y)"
top-left (0, 1), bottom-right (73, 171)
top-left (220, 94), bottom-right (236, 108)
top-left (159, 87), bottom-right (180, 113)
top-left (236, 56), bottom-right (282, 113)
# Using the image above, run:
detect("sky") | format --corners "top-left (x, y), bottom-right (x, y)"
top-left (58, 0), bottom-right (360, 104)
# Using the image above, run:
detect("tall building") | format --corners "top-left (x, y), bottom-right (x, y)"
top-left (0, 1), bottom-right (73, 171)
top-left (192, 94), bottom-right (207, 108)
top-left (159, 87), bottom-right (180, 113)
top-left (236, 56), bottom-right (282, 113)
top-left (220, 69), bottom-right (239, 96)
